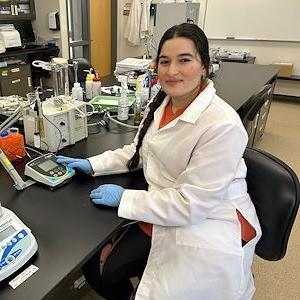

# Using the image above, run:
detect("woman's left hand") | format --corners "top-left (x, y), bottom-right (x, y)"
top-left (89, 184), bottom-right (125, 207)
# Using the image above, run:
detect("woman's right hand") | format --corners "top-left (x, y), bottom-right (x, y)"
top-left (56, 155), bottom-right (93, 174)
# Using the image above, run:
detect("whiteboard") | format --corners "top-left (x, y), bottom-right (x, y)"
top-left (203, 0), bottom-right (300, 42)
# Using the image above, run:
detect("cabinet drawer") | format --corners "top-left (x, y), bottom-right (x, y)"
top-left (0, 64), bottom-right (31, 80)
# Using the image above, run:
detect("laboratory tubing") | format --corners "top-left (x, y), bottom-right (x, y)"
top-left (92, 72), bottom-right (102, 98)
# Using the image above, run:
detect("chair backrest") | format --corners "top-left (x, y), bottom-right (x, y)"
top-left (244, 147), bottom-right (300, 261)
top-left (68, 57), bottom-right (95, 85)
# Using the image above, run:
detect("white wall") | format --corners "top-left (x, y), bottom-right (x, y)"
top-left (32, 0), bottom-right (61, 53)
top-left (197, 0), bottom-right (300, 97)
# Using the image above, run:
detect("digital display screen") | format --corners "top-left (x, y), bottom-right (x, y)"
top-left (0, 225), bottom-right (16, 242)
top-left (38, 160), bottom-right (58, 172)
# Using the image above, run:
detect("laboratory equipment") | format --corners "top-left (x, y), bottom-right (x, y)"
top-left (0, 203), bottom-right (38, 281)
top-left (85, 69), bottom-right (94, 100)
top-left (92, 72), bottom-right (101, 98)
top-left (117, 81), bottom-right (129, 121)
top-left (71, 61), bottom-right (83, 101)
top-left (32, 57), bottom-right (70, 98)
top-left (133, 96), bottom-right (142, 126)
top-left (24, 153), bottom-right (75, 189)
top-left (0, 149), bottom-right (35, 190)
top-left (51, 57), bottom-right (70, 97)
top-left (151, 2), bottom-right (200, 46)
top-left (23, 98), bottom-right (88, 152)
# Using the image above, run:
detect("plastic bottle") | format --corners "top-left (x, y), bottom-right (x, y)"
top-left (72, 82), bottom-right (83, 101)
top-left (9, 128), bottom-right (25, 160)
top-left (117, 86), bottom-right (129, 121)
top-left (0, 129), bottom-right (25, 161)
top-left (0, 131), bottom-right (11, 158)
top-left (134, 96), bottom-right (142, 126)
top-left (85, 70), bottom-right (94, 100)
top-left (92, 72), bottom-right (102, 98)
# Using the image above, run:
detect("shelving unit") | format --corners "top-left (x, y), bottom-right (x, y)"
top-left (0, 0), bottom-right (35, 20)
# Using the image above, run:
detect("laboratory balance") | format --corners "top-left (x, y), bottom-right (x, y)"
top-left (0, 205), bottom-right (38, 281)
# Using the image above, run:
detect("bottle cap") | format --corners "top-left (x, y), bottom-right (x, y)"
top-left (0, 131), bottom-right (8, 137)
top-left (10, 127), bottom-right (18, 133)
top-left (86, 74), bottom-right (94, 81)
top-left (74, 82), bottom-right (81, 87)
top-left (93, 72), bottom-right (101, 81)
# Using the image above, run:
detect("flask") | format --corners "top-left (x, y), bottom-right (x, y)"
top-left (72, 82), bottom-right (83, 101)
top-left (85, 70), bottom-right (94, 100)
top-left (117, 87), bottom-right (129, 121)
top-left (134, 96), bottom-right (142, 126)
top-left (92, 72), bottom-right (102, 98)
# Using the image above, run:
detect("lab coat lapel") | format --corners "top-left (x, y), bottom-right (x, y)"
top-left (153, 80), bottom-right (217, 131)
top-left (179, 80), bottom-right (216, 124)
top-left (153, 95), bottom-right (170, 130)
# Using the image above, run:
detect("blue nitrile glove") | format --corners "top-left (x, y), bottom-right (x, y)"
top-left (56, 155), bottom-right (93, 174)
top-left (89, 184), bottom-right (125, 207)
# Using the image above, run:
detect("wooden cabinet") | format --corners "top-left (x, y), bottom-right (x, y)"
top-left (0, 0), bottom-right (35, 20)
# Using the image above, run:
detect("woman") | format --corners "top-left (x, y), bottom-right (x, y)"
top-left (57, 23), bottom-right (261, 300)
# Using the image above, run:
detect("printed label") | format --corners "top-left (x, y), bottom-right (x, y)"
top-left (9, 265), bottom-right (39, 289)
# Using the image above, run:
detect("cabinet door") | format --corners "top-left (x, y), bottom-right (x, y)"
top-left (0, 0), bottom-right (35, 20)
top-left (0, 1), bottom-right (14, 18)
top-left (0, 64), bottom-right (33, 97)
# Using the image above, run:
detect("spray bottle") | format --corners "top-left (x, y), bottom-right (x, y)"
top-left (117, 81), bottom-right (129, 121)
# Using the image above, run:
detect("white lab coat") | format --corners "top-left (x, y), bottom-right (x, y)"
top-left (140, 0), bottom-right (152, 39)
top-left (125, 0), bottom-right (142, 46)
top-left (88, 81), bottom-right (262, 300)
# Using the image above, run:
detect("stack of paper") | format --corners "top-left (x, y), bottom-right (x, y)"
top-left (115, 58), bottom-right (153, 74)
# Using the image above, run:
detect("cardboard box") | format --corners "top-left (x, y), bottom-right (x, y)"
top-left (272, 62), bottom-right (293, 78)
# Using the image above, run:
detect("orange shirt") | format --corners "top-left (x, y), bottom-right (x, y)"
top-left (138, 100), bottom-right (256, 242)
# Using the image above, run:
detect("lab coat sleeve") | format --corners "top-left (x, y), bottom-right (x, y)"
top-left (87, 132), bottom-right (142, 176)
top-left (88, 106), bottom-right (151, 176)
top-left (118, 121), bottom-right (248, 226)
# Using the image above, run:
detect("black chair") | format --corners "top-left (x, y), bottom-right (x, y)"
top-left (68, 57), bottom-right (95, 85)
top-left (244, 147), bottom-right (300, 260)
top-left (241, 84), bottom-right (273, 147)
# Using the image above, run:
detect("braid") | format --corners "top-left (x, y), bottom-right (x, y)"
top-left (127, 89), bottom-right (167, 170)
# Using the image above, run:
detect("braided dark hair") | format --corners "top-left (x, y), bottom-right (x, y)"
top-left (127, 23), bottom-right (210, 170)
